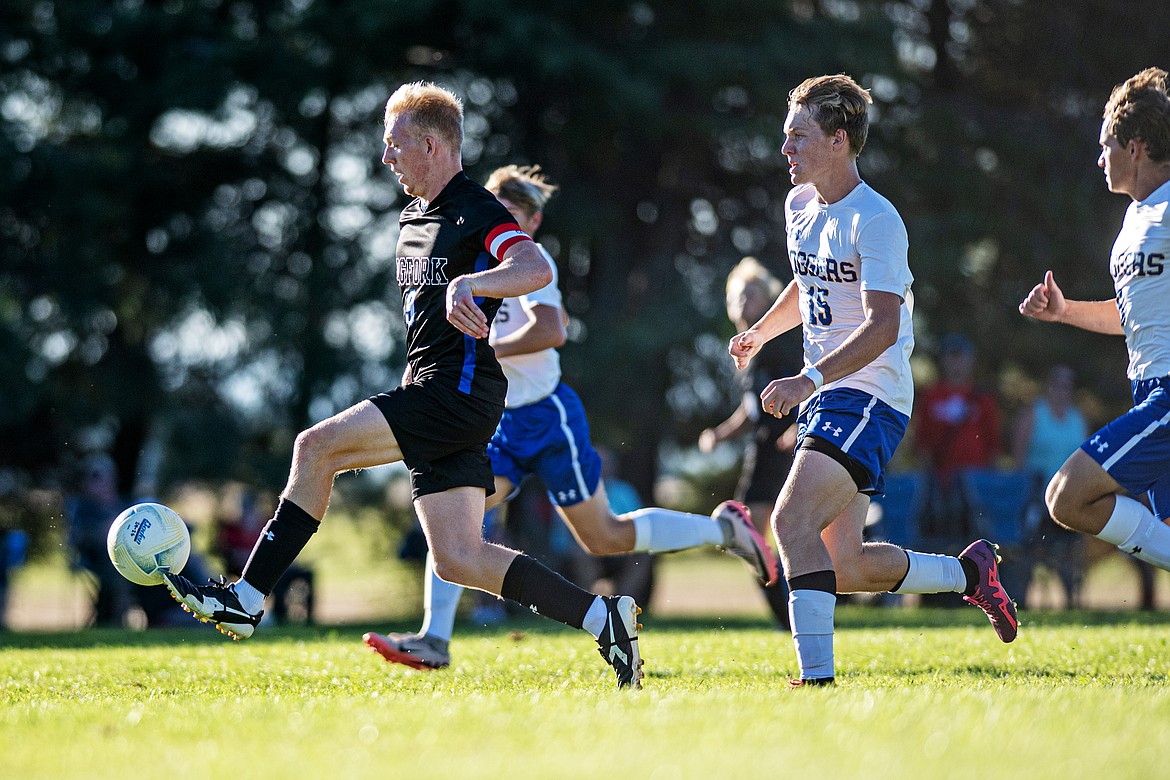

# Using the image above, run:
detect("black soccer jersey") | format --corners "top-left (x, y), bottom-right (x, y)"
top-left (396, 171), bottom-right (531, 401)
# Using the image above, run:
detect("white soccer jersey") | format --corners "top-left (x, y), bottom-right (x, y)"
top-left (785, 181), bottom-right (915, 416)
top-left (489, 244), bottom-right (563, 407)
top-left (1110, 178), bottom-right (1170, 381)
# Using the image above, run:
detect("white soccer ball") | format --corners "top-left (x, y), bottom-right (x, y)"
top-left (106, 502), bottom-right (191, 586)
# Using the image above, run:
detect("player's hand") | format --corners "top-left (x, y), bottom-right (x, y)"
top-left (760, 375), bottom-right (815, 419)
top-left (698, 429), bottom-right (718, 453)
top-left (1019, 270), bottom-right (1067, 322)
top-left (729, 330), bottom-right (763, 370)
top-left (446, 276), bottom-right (489, 338)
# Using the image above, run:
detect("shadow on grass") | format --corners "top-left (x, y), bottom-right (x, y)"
top-left (5, 606), bottom-right (1170, 651)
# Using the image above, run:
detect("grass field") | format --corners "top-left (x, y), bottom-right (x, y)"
top-left (4, 606), bottom-right (1170, 780)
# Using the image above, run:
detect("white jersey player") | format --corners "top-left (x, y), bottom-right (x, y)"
top-left (1020, 67), bottom-right (1170, 575)
top-left (364, 165), bottom-right (779, 673)
top-left (730, 74), bottom-right (1017, 686)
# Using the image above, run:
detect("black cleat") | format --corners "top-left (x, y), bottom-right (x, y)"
top-left (163, 573), bottom-right (263, 640)
top-left (596, 595), bottom-right (643, 690)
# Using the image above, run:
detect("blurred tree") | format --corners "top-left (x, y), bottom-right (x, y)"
top-left (2, 0), bottom-right (1164, 510)
top-left (878, 0), bottom-right (1170, 410)
top-left (0, 0), bottom-right (447, 488)
top-left (452, 0), bottom-right (902, 495)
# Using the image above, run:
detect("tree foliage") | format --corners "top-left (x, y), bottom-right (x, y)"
top-left (1, 0), bottom-right (1166, 503)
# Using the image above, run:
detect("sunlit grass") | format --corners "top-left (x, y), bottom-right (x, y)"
top-left (4, 608), bottom-right (1170, 779)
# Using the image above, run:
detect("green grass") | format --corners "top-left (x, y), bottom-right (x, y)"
top-left (4, 609), bottom-right (1170, 780)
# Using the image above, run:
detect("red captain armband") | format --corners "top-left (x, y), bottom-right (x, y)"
top-left (485, 222), bottom-right (532, 260)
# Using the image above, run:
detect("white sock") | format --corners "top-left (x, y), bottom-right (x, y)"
top-left (1098, 495), bottom-right (1170, 571)
top-left (891, 550), bottom-right (968, 594)
top-left (231, 578), bottom-right (266, 615)
top-left (420, 551), bottom-right (463, 642)
top-left (788, 589), bottom-right (836, 680)
top-left (582, 596), bottom-right (607, 639)
top-left (629, 507), bottom-right (724, 553)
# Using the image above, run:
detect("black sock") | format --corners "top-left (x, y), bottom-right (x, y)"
top-left (241, 498), bottom-right (319, 596)
top-left (959, 555), bottom-right (979, 596)
top-left (787, 570), bottom-right (837, 594)
top-left (500, 554), bottom-right (595, 629)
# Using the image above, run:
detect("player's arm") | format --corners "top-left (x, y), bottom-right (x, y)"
top-left (447, 240), bottom-right (552, 338)
top-left (1019, 270), bottom-right (1123, 335)
top-left (807, 288), bottom-right (901, 387)
top-left (760, 289), bottom-right (901, 418)
top-left (729, 281), bottom-right (802, 370)
top-left (491, 303), bottom-right (566, 359)
top-left (698, 400), bottom-right (754, 452)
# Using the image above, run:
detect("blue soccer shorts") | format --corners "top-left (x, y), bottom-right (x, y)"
top-left (488, 382), bottom-right (602, 507)
top-left (795, 387), bottom-right (909, 496)
top-left (1082, 375), bottom-right (1170, 520)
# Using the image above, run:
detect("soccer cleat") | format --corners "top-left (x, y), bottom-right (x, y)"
top-left (596, 595), bottom-right (644, 690)
top-left (959, 539), bottom-right (1019, 643)
top-left (363, 631), bottom-right (451, 670)
top-left (163, 573), bottom-right (263, 640)
top-left (714, 500), bottom-right (780, 586)
top-left (789, 677), bottom-right (835, 688)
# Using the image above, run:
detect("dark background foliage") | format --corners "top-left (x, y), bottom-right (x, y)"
top-left (1, 0), bottom-right (1164, 514)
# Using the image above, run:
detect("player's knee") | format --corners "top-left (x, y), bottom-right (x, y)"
top-left (292, 425), bottom-right (334, 471)
top-left (771, 505), bottom-right (813, 544)
top-left (430, 550), bottom-right (479, 587)
top-left (1045, 474), bottom-right (1080, 530)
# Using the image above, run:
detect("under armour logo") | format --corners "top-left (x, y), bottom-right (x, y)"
top-left (456, 216), bottom-right (465, 225)
top-left (821, 421), bottom-right (843, 437)
top-left (556, 490), bottom-right (578, 503)
top-left (1091, 435), bottom-right (1110, 454)
top-left (265, 531), bottom-right (275, 541)
top-left (1130, 546), bottom-right (1143, 555)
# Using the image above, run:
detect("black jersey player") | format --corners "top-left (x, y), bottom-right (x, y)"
top-left (163, 82), bottom-right (643, 688)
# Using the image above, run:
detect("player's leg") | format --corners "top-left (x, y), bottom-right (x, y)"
top-left (771, 448), bottom-right (860, 685)
top-left (816, 476), bottom-right (1016, 642)
top-left (417, 485), bottom-right (643, 688)
top-left (823, 498), bottom-right (970, 596)
top-left (165, 400), bottom-right (401, 639)
top-left (366, 475), bottom-right (518, 671)
top-left (538, 383), bottom-right (776, 582)
top-left (1051, 384), bottom-right (1170, 570)
top-left (1053, 451), bottom-right (1170, 568)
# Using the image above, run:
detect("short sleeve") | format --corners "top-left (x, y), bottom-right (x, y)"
top-left (856, 211), bottom-right (912, 297)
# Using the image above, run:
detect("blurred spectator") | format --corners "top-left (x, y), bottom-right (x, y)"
top-left (1012, 365), bottom-right (1090, 608)
top-left (559, 447), bottom-right (655, 608)
top-left (699, 257), bottom-right (802, 628)
top-left (913, 333), bottom-right (1003, 541)
top-left (0, 527), bottom-right (28, 628)
top-left (214, 487), bottom-right (314, 625)
top-left (64, 453), bottom-right (213, 628)
top-left (63, 453), bottom-right (134, 627)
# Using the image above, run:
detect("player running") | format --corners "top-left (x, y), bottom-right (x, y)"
top-left (730, 74), bottom-right (1017, 686)
top-left (1020, 68), bottom-right (1170, 579)
top-left (363, 164), bottom-right (778, 671)
top-left (163, 83), bottom-right (649, 687)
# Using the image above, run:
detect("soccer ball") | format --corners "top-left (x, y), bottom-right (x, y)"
top-left (106, 502), bottom-right (191, 586)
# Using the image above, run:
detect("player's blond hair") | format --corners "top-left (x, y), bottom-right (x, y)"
top-left (1103, 68), bottom-right (1170, 162)
top-left (726, 256), bottom-right (782, 301)
top-left (788, 74), bottom-right (873, 157)
top-left (384, 81), bottom-right (464, 150)
top-left (484, 164), bottom-right (559, 216)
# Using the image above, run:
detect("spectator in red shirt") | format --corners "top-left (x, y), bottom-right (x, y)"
top-left (913, 333), bottom-right (1002, 539)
